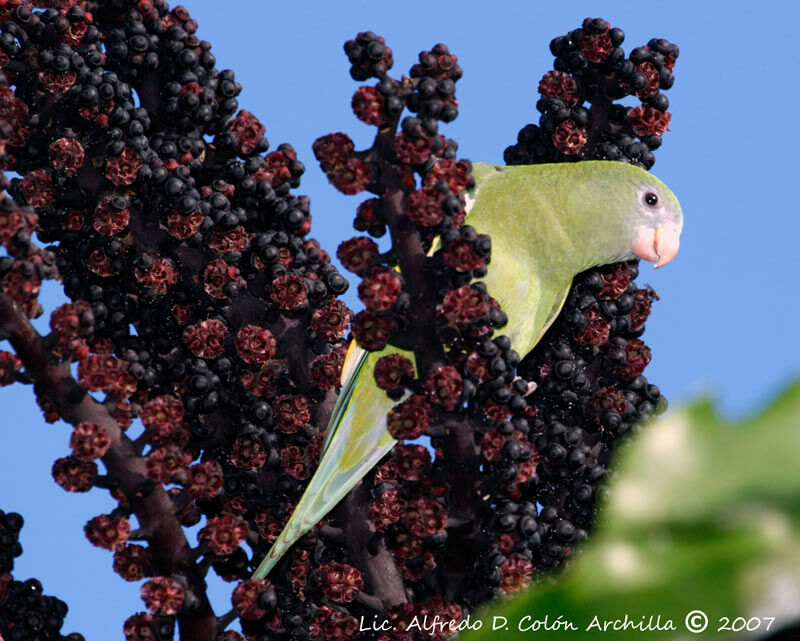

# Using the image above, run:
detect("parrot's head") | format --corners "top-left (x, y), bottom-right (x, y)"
top-left (626, 167), bottom-right (683, 269)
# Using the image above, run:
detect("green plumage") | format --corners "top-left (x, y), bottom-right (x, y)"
top-left (251, 160), bottom-right (682, 579)
top-left (471, 161), bottom-right (667, 354)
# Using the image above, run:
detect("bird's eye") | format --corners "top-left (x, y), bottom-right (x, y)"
top-left (644, 192), bottom-right (659, 207)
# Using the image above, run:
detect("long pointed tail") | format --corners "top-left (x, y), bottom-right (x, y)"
top-left (251, 344), bottom-right (399, 579)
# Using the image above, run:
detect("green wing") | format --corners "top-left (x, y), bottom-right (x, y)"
top-left (320, 341), bottom-right (369, 455)
top-left (253, 161), bottom-right (664, 578)
top-left (251, 346), bottom-right (401, 579)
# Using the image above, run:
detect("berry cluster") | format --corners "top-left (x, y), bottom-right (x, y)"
top-left (0, 509), bottom-right (83, 641)
top-left (1, 0), bottom-right (352, 638)
top-left (505, 17), bottom-right (678, 169)
top-left (299, 17), bottom-right (675, 638)
top-left (469, 261), bottom-right (664, 593)
top-left (473, 18), bottom-right (674, 594)
top-left (0, 5), bottom-right (677, 640)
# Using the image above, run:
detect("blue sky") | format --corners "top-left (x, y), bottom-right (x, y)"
top-left (2, 1), bottom-right (798, 638)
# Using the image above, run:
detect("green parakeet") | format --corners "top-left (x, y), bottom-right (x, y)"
top-left (252, 160), bottom-right (683, 579)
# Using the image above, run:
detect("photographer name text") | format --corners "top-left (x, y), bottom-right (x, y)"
top-left (359, 612), bottom-right (778, 635)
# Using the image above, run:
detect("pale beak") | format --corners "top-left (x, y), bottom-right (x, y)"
top-left (632, 223), bottom-right (681, 269)
top-left (653, 223), bottom-right (681, 268)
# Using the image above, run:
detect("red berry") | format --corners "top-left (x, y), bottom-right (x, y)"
top-left (254, 511), bottom-right (283, 544)
top-left (394, 132), bottom-right (432, 164)
top-left (442, 239), bottom-right (485, 272)
top-left (629, 288), bottom-right (656, 329)
top-left (230, 110), bottom-right (266, 154)
top-left (86, 247), bottom-right (117, 277)
top-left (317, 562), bottom-right (364, 603)
top-left (574, 304), bottom-right (610, 347)
top-left (140, 576), bottom-right (184, 615)
top-left (423, 365), bottom-right (462, 410)
top-left (619, 338), bottom-right (651, 380)
top-left (105, 148), bottom-right (142, 186)
top-left (182, 318), bottom-right (228, 359)
top-left (374, 354), bottom-right (414, 390)
top-left (311, 300), bottom-right (353, 341)
top-left (146, 445), bottom-right (192, 483)
top-left (38, 69), bottom-right (77, 94)
top-left (186, 461), bottom-right (224, 500)
top-left (269, 272), bottom-right (308, 310)
top-left (580, 20), bottom-right (613, 63)
top-left (369, 487), bottom-right (406, 531)
top-left (141, 395), bottom-right (184, 437)
top-left (351, 310), bottom-right (392, 350)
top-left (199, 514), bottom-right (248, 556)
top-left (312, 132), bottom-right (355, 172)
top-left (358, 266), bottom-right (402, 311)
top-left (203, 258), bottom-right (241, 299)
top-left (235, 325), bottom-right (276, 364)
top-left (171, 304), bottom-right (192, 326)
top-left (52, 456), bottom-right (97, 493)
top-left (167, 208), bottom-right (203, 240)
top-left (123, 612), bottom-right (155, 641)
top-left (111, 399), bottom-right (134, 430)
top-left (337, 236), bottom-right (379, 275)
top-left (0, 88), bottom-right (29, 134)
top-left (387, 395), bottom-right (431, 440)
top-left (407, 187), bottom-right (444, 227)
top-left (538, 70), bottom-right (581, 107)
top-left (354, 197), bottom-right (382, 232)
top-left (553, 119), bottom-right (587, 155)
top-left (54, 307), bottom-right (87, 353)
top-left (309, 605), bottom-right (360, 641)
top-left (405, 496), bottom-right (446, 538)
top-left (281, 444), bottom-right (311, 479)
top-left (255, 146), bottom-right (298, 186)
top-left (209, 226), bottom-right (249, 254)
top-left (36, 393), bottom-right (60, 423)
top-left (232, 578), bottom-right (273, 620)
top-left (0, 206), bottom-right (34, 250)
top-left (70, 421), bottom-right (111, 461)
top-left (351, 86), bottom-right (388, 126)
top-left (310, 350), bottom-right (344, 390)
top-left (92, 197), bottom-right (130, 236)
top-left (464, 350), bottom-right (490, 381)
top-left (230, 433), bottom-right (268, 469)
top-left (241, 366), bottom-right (277, 398)
top-left (48, 137), bottom-right (85, 177)
top-left (438, 285), bottom-right (490, 325)
top-left (392, 444), bottom-right (430, 481)
top-left (135, 255), bottom-right (178, 295)
top-left (596, 262), bottom-right (630, 299)
top-left (84, 513), bottom-right (130, 551)
top-left (423, 159), bottom-right (473, 194)
top-left (78, 100), bottom-right (114, 126)
top-left (272, 394), bottom-right (311, 434)
top-left (113, 544), bottom-right (151, 582)
top-left (628, 104), bottom-right (671, 136)
top-left (635, 61), bottom-right (660, 98)
top-left (500, 555), bottom-right (533, 593)
top-left (329, 156), bottom-right (372, 195)
top-left (587, 387), bottom-right (628, 423)
top-left (77, 354), bottom-right (137, 397)
top-left (19, 169), bottom-right (55, 207)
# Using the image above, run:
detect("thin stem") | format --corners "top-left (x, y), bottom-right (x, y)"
top-left (0, 293), bottom-right (218, 641)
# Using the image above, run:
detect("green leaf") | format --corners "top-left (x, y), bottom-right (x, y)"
top-left (460, 380), bottom-right (800, 641)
